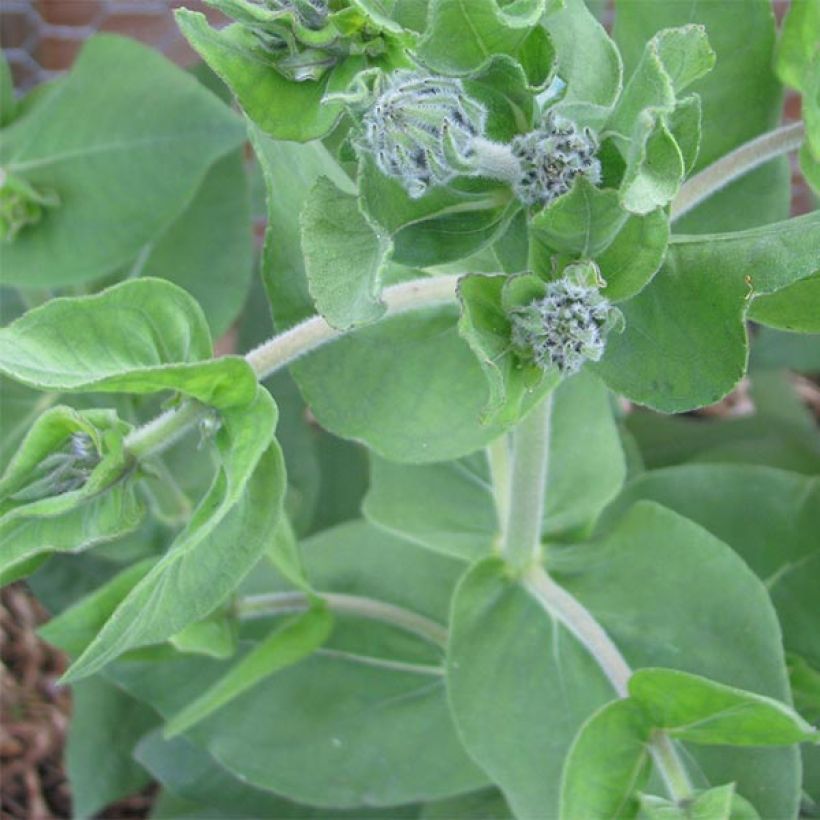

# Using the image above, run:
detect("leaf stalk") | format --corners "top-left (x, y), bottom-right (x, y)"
top-left (671, 121), bottom-right (805, 222)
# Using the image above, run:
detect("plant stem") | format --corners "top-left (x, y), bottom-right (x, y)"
top-left (523, 565), bottom-right (631, 695)
top-left (500, 394), bottom-right (553, 573)
top-left (236, 591), bottom-right (448, 649)
top-left (124, 275), bottom-right (461, 460)
top-left (523, 564), bottom-right (694, 802)
top-left (472, 137), bottom-right (523, 185)
top-left (486, 434), bottom-right (512, 534)
top-left (671, 121), bottom-right (805, 222)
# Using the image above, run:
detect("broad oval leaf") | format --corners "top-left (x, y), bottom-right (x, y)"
top-left (0, 278), bottom-right (257, 409)
top-left (0, 35), bottom-right (245, 287)
top-left (109, 522), bottom-right (489, 808)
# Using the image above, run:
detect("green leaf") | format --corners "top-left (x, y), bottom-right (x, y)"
top-left (462, 55), bottom-right (538, 141)
top-left (63, 388), bottom-right (286, 681)
top-left (625, 372), bottom-right (820, 475)
top-left (364, 370), bottom-right (625, 558)
top-left (416, 0), bottom-right (547, 76)
top-left (0, 35), bottom-right (245, 287)
top-left (638, 784), bottom-right (760, 819)
top-left (629, 667), bottom-right (819, 746)
top-left (557, 501), bottom-right (800, 816)
top-left (67, 676), bottom-right (158, 819)
top-left (0, 279), bottom-right (257, 409)
top-left (457, 273), bottom-right (558, 426)
top-left (749, 272), bottom-right (820, 332)
top-left (249, 125), bottom-right (352, 330)
top-left (135, 730), bottom-right (422, 819)
top-left (292, 304), bottom-right (523, 463)
top-left (609, 25), bottom-right (715, 140)
top-left (789, 653), bottom-right (820, 724)
top-left (447, 557), bottom-right (615, 818)
top-left (359, 158), bottom-right (516, 269)
top-left (530, 178), bottom-right (628, 257)
top-left (170, 609), bottom-right (239, 661)
top-left (165, 606), bottom-right (333, 737)
top-left (176, 10), bottom-right (358, 142)
top-left (134, 149), bottom-right (254, 338)
top-left (775, 0), bottom-right (820, 93)
top-left (543, 0), bottom-right (622, 128)
top-left (596, 209), bottom-right (669, 302)
top-left (110, 522), bottom-right (488, 807)
top-left (594, 213), bottom-right (820, 412)
top-left (527, 178), bottom-right (670, 302)
top-left (559, 699), bottom-right (652, 819)
top-left (421, 789), bottom-right (513, 819)
top-left (0, 51), bottom-right (15, 127)
top-left (599, 463), bottom-right (819, 588)
top-left (38, 558), bottom-right (156, 657)
top-left (615, 1), bottom-right (788, 233)
top-left (620, 111), bottom-right (685, 214)
top-left (301, 176), bottom-right (392, 330)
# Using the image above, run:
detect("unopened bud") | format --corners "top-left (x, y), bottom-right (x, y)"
top-left (510, 112), bottom-right (601, 208)
top-left (359, 71), bottom-right (487, 198)
top-left (0, 169), bottom-right (59, 242)
top-left (508, 264), bottom-right (622, 376)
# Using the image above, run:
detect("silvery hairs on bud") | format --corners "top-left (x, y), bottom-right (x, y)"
top-left (510, 111), bottom-right (602, 208)
top-left (509, 267), bottom-right (623, 377)
top-left (259, 0), bottom-right (328, 29)
top-left (359, 71), bottom-right (488, 199)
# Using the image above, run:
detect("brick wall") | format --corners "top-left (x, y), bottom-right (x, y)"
top-left (0, 0), bottom-right (225, 91)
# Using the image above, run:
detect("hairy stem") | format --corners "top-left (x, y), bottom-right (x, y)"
top-left (236, 591), bottom-right (448, 649)
top-left (486, 434), bottom-right (512, 534)
top-left (501, 395), bottom-right (553, 573)
top-left (671, 121), bottom-right (805, 222)
top-left (524, 564), bottom-right (693, 801)
top-left (472, 137), bottom-right (523, 185)
top-left (246, 274), bottom-right (460, 380)
top-left (124, 275), bottom-right (461, 460)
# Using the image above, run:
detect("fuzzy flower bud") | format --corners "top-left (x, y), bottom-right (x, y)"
top-left (10, 433), bottom-right (100, 502)
top-left (508, 264), bottom-right (622, 376)
top-left (510, 112), bottom-right (601, 208)
top-left (359, 71), bottom-right (487, 199)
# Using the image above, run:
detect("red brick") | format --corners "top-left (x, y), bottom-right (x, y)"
top-left (99, 12), bottom-right (174, 45)
top-left (36, 0), bottom-right (103, 27)
top-left (0, 10), bottom-right (36, 49)
top-left (35, 35), bottom-right (83, 71)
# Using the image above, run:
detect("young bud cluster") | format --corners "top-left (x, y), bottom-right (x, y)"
top-left (359, 71), bottom-right (487, 199)
top-left (11, 433), bottom-right (100, 502)
top-left (510, 112), bottom-right (601, 207)
top-left (508, 267), bottom-right (622, 376)
top-left (0, 168), bottom-right (60, 243)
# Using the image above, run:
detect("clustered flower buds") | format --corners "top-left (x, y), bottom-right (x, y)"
top-left (508, 265), bottom-right (622, 376)
top-left (359, 71), bottom-right (487, 199)
top-left (510, 112), bottom-right (601, 207)
top-left (11, 433), bottom-right (100, 502)
top-left (210, 0), bottom-right (404, 82)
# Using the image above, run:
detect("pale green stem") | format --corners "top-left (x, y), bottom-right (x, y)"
top-left (671, 121), bottom-right (805, 222)
top-left (486, 434), bottom-right (512, 535)
top-left (236, 591), bottom-right (448, 649)
top-left (124, 275), bottom-right (461, 461)
top-left (501, 394), bottom-right (553, 573)
top-left (523, 567), bottom-right (693, 802)
top-left (472, 137), bottom-right (523, 185)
